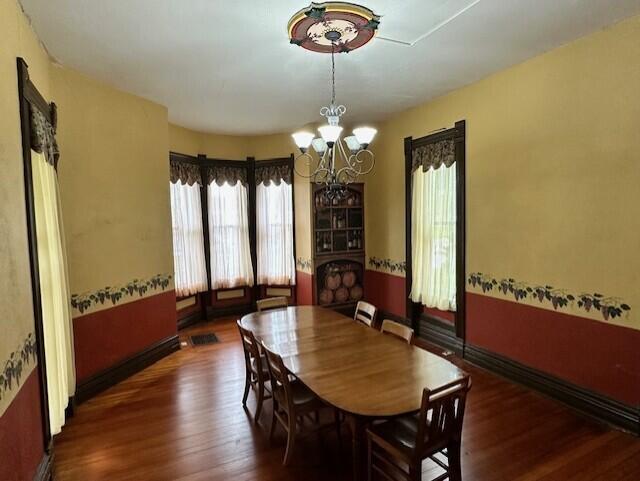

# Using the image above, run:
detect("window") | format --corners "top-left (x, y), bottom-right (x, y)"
top-left (410, 151), bottom-right (457, 310)
top-left (208, 181), bottom-right (254, 289)
top-left (256, 181), bottom-right (296, 285)
top-left (170, 182), bottom-right (208, 296)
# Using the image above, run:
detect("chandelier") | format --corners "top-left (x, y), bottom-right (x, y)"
top-left (288, 2), bottom-right (380, 199)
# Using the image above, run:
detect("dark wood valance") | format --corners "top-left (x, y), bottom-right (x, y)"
top-left (255, 163), bottom-right (292, 186)
top-left (29, 104), bottom-right (59, 168)
top-left (169, 159), bottom-right (201, 186)
top-left (411, 138), bottom-right (455, 173)
top-left (205, 164), bottom-right (247, 186)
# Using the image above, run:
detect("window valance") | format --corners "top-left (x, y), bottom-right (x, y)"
top-left (255, 164), bottom-right (292, 186)
top-left (170, 160), bottom-right (202, 186)
top-left (205, 165), bottom-right (247, 186)
top-left (30, 105), bottom-right (59, 168)
top-left (411, 138), bottom-right (455, 173)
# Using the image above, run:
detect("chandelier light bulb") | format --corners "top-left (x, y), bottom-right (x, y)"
top-left (312, 137), bottom-right (328, 154)
top-left (318, 125), bottom-right (343, 145)
top-left (343, 135), bottom-right (361, 153)
top-left (292, 131), bottom-right (314, 152)
top-left (353, 127), bottom-right (377, 148)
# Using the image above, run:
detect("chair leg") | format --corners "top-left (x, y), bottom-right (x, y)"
top-left (269, 400), bottom-right (278, 442)
top-left (334, 408), bottom-right (342, 450)
top-left (447, 441), bottom-right (462, 481)
top-left (283, 411), bottom-right (298, 466)
top-left (367, 436), bottom-right (372, 481)
top-left (254, 382), bottom-right (264, 423)
top-left (242, 368), bottom-right (251, 407)
top-left (408, 461), bottom-right (421, 481)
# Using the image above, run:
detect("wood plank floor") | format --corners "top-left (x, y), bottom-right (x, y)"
top-left (54, 318), bottom-right (640, 481)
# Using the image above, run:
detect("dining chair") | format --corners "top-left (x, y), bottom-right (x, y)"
top-left (366, 376), bottom-right (472, 481)
top-left (354, 300), bottom-right (377, 327)
top-left (261, 341), bottom-right (341, 466)
top-left (237, 321), bottom-right (271, 423)
top-left (381, 319), bottom-right (414, 344)
top-left (256, 296), bottom-right (288, 312)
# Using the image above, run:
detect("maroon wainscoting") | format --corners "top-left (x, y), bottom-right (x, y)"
top-left (0, 369), bottom-right (44, 481)
top-left (295, 271), bottom-right (313, 305)
top-left (364, 269), bottom-right (406, 317)
top-left (467, 292), bottom-right (640, 405)
top-left (73, 290), bottom-right (177, 382)
top-left (210, 287), bottom-right (251, 308)
top-left (423, 306), bottom-right (455, 323)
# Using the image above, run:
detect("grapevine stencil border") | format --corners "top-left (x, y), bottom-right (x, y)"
top-left (468, 272), bottom-right (631, 321)
top-left (71, 273), bottom-right (173, 314)
top-left (367, 257), bottom-right (407, 274)
top-left (296, 258), bottom-right (313, 272)
top-left (0, 333), bottom-right (37, 402)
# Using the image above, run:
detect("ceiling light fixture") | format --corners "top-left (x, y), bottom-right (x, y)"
top-left (289, 2), bottom-right (380, 199)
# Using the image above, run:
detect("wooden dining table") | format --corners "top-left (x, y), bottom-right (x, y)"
top-left (240, 305), bottom-right (467, 480)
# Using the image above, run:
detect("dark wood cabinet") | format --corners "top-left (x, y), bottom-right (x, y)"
top-left (311, 184), bottom-right (365, 312)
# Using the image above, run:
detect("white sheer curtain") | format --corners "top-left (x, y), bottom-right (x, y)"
top-left (32, 150), bottom-right (75, 436)
top-left (256, 182), bottom-right (296, 285)
top-left (170, 182), bottom-right (208, 297)
top-left (410, 164), bottom-right (457, 310)
top-left (208, 181), bottom-right (254, 289)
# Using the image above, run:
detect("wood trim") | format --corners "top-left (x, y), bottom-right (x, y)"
top-left (377, 309), bottom-right (412, 329)
top-left (418, 314), bottom-right (464, 355)
top-left (177, 310), bottom-right (203, 331)
top-left (206, 304), bottom-right (254, 320)
top-left (17, 57), bottom-right (52, 449)
top-left (32, 446), bottom-right (54, 481)
top-left (403, 136), bottom-right (414, 329)
top-left (75, 335), bottom-right (180, 404)
top-left (464, 343), bottom-right (640, 436)
top-left (247, 157), bottom-right (258, 303)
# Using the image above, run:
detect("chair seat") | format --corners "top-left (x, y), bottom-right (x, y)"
top-left (369, 414), bottom-right (421, 457)
top-left (274, 380), bottom-right (324, 412)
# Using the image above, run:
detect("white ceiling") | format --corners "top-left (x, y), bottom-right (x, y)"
top-left (20, 0), bottom-right (640, 135)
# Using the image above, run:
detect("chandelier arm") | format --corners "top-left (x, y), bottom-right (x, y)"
top-left (354, 149), bottom-right (376, 175)
top-left (293, 152), bottom-right (318, 179)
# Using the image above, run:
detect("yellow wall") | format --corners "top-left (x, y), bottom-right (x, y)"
top-left (53, 66), bottom-right (174, 314)
top-left (367, 15), bottom-right (640, 329)
top-left (0, 0), bottom-right (51, 415)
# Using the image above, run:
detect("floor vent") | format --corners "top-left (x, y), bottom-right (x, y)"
top-left (190, 333), bottom-right (219, 346)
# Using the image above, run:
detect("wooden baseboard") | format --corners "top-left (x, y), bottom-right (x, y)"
top-left (177, 311), bottom-right (203, 330)
top-left (75, 335), bottom-right (180, 404)
top-left (419, 314), bottom-right (464, 355)
top-left (464, 343), bottom-right (640, 436)
top-left (33, 449), bottom-right (53, 481)
top-left (377, 310), bottom-right (412, 328)
top-left (206, 304), bottom-right (253, 320)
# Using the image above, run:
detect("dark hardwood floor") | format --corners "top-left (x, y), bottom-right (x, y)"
top-left (54, 318), bottom-right (640, 481)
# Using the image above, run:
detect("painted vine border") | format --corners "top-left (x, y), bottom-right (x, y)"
top-left (0, 333), bottom-right (37, 401)
top-left (71, 273), bottom-right (172, 314)
top-left (296, 258), bottom-right (313, 272)
top-left (468, 272), bottom-right (631, 321)
top-left (368, 257), bottom-right (407, 274)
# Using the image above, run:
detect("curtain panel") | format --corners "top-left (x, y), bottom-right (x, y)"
top-left (170, 182), bottom-right (208, 296)
top-left (32, 150), bottom-right (75, 435)
top-left (410, 161), bottom-right (457, 311)
top-left (208, 181), bottom-right (254, 289)
top-left (255, 164), bottom-right (292, 186)
top-left (256, 182), bottom-right (296, 285)
top-left (411, 138), bottom-right (454, 173)
top-left (170, 160), bottom-right (202, 186)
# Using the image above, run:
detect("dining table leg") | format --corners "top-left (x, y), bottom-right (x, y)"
top-left (347, 414), bottom-right (367, 481)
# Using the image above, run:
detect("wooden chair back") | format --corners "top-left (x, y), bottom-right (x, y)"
top-left (381, 319), bottom-right (414, 344)
top-left (415, 376), bottom-right (471, 456)
top-left (256, 296), bottom-right (288, 312)
top-left (261, 341), bottom-right (293, 410)
top-left (237, 321), bottom-right (261, 370)
top-left (354, 301), bottom-right (377, 327)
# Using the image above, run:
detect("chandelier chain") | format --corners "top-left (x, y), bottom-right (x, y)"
top-left (331, 42), bottom-right (336, 105)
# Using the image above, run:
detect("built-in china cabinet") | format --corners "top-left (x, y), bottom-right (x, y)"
top-left (311, 183), bottom-right (365, 313)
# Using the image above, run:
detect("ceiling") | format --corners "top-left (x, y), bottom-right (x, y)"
top-left (20, 0), bottom-right (640, 135)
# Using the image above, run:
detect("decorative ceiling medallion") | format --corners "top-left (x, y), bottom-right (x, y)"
top-left (288, 2), bottom-right (380, 53)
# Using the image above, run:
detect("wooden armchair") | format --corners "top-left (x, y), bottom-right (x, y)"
top-left (256, 296), bottom-right (288, 312)
top-left (354, 300), bottom-right (377, 327)
top-left (262, 341), bottom-right (341, 466)
top-left (237, 321), bottom-right (271, 423)
top-left (367, 376), bottom-right (471, 481)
